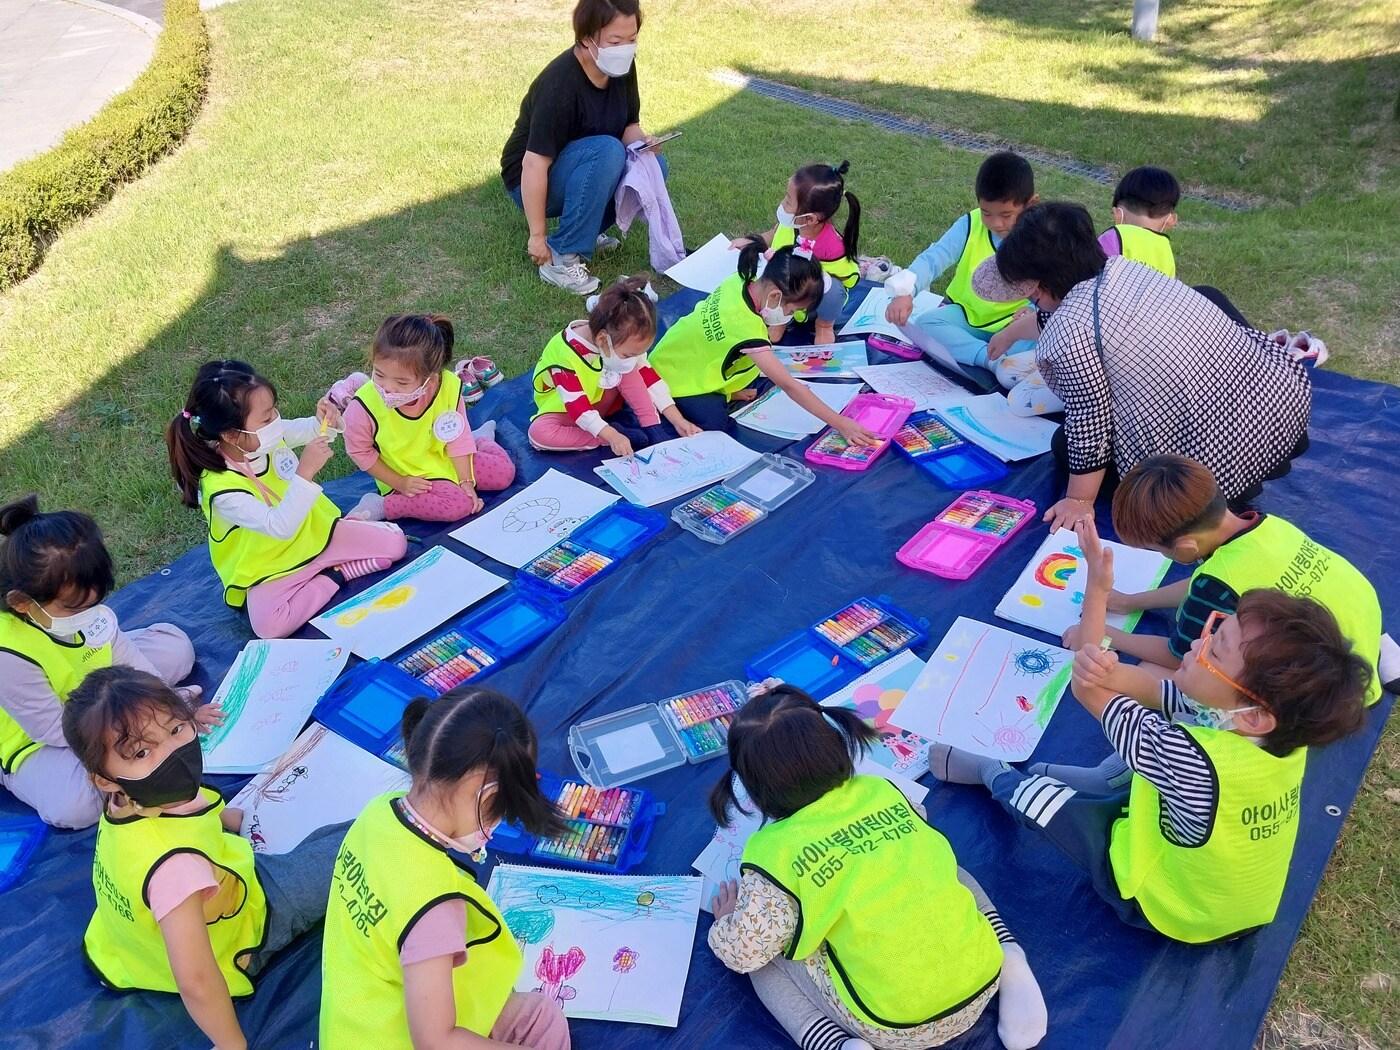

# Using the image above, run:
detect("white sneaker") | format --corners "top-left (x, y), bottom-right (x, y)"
top-left (595, 232), bottom-right (622, 254)
top-left (471, 420), bottom-right (497, 442)
top-left (539, 253), bottom-right (601, 295)
top-left (586, 278), bottom-right (658, 312)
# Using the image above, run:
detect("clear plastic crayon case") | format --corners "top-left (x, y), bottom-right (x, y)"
top-left (671, 454), bottom-right (815, 545)
top-left (891, 410), bottom-right (1009, 488)
top-left (490, 770), bottom-right (663, 874)
top-left (517, 503), bottom-right (667, 600)
top-left (804, 393), bottom-right (915, 472)
top-left (745, 595), bottom-right (929, 695)
top-left (568, 679), bottom-right (750, 787)
top-left (896, 490), bottom-right (1036, 580)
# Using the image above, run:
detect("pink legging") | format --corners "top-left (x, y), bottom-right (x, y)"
top-left (528, 370), bottom-right (661, 452)
top-left (245, 519), bottom-right (409, 639)
top-left (384, 439), bottom-right (517, 522)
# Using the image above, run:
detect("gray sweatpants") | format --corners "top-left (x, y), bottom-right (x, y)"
top-left (246, 820), bottom-right (351, 974)
top-left (0, 624), bottom-right (195, 829)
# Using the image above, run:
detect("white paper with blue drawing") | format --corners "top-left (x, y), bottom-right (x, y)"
top-left (940, 394), bottom-right (1058, 461)
top-left (594, 432), bottom-right (761, 506)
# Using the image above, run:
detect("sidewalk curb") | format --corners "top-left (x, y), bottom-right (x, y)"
top-left (56, 0), bottom-right (161, 39)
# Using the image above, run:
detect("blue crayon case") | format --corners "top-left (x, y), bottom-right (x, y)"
top-left (745, 595), bottom-right (929, 694)
top-left (489, 771), bottom-right (662, 874)
top-left (313, 658), bottom-right (430, 761)
top-left (892, 410), bottom-right (1008, 488)
top-left (518, 503), bottom-right (667, 600)
top-left (0, 813), bottom-right (48, 894)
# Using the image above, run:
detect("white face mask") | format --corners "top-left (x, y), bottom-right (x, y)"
top-left (1173, 696), bottom-right (1258, 732)
top-left (376, 378), bottom-right (429, 408)
top-left (451, 780), bottom-right (499, 861)
top-left (36, 602), bottom-right (117, 643)
top-left (589, 40), bottom-right (636, 77)
top-left (239, 415), bottom-right (284, 457)
top-left (775, 204), bottom-right (797, 228)
top-left (760, 294), bottom-right (794, 327)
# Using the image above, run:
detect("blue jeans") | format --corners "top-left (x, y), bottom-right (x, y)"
top-left (506, 136), bottom-right (669, 260)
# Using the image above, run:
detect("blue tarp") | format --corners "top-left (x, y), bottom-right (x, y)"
top-left (2, 284), bottom-right (1395, 1050)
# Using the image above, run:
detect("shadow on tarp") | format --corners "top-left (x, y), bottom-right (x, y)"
top-left (1, 284), bottom-right (1395, 1050)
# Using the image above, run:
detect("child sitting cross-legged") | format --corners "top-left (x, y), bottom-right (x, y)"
top-left (708, 684), bottom-right (1047, 1050)
top-left (931, 519), bottom-right (1370, 944)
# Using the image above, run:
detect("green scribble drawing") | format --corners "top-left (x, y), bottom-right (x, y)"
top-left (201, 641), bottom-right (271, 750)
top-left (1035, 661), bottom-right (1073, 728)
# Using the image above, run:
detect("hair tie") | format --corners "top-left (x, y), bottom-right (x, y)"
top-left (181, 410), bottom-right (191, 419)
top-left (793, 239), bottom-right (815, 260)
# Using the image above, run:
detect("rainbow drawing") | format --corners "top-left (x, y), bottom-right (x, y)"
top-left (1033, 552), bottom-right (1078, 590)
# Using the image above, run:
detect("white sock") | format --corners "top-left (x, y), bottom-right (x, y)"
top-left (996, 943), bottom-right (1048, 1050)
top-left (346, 492), bottom-right (386, 522)
top-left (471, 420), bottom-right (497, 442)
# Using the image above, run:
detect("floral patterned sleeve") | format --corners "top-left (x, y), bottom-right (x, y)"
top-left (707, 870), bottom-right (798, 974)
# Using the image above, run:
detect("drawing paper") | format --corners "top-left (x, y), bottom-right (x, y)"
top-left (489, 864), bottom-right (703, 1026)
top-left (450, 470), bottom-right (619, 567)
top-left (201, 639), bottom-right (350, 773)
top-left (731, 381), bottom-right (862, 439)
top-left (819, 650), bottom-right (936, 778)
top-left (939, 394), bottom-right (1058, 461)
top-left (231, 725), bottom-right (409, 854)
top-left (995, 528), bottom-right (1172, 637)
top-left (310, 545), bottom-right (507, 659)
top-left (838, 286), bottom-right (943, 341)
top-left (594, 432), bottom-right (761, 506)
top-left (853, 361), bottom-right (967, 411)
top-left (662, 233), bottom-right (739, 293)
top-left (894, 319), bottom-right (979, 381)
top-left (892, 617), bottom-right (1072, 761)
top-left (771, 341), bottom-right (868, 379)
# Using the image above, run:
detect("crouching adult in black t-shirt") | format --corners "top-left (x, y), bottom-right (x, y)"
top-left (500, 0), bottom-right (670, 296)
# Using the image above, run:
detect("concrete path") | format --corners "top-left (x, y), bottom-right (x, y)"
top-left (0, 0), bottom-right (158, 173)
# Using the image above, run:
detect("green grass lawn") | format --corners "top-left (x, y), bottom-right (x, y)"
top-left (0, 0), bottom-right (1396, 1041)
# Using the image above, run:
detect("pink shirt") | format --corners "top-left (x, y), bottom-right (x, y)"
top-left (142, 794), bottom-right (223, 923)
top-left (342, 374), bottom-right (477, 473)
top-left (1099, 228), bottom-right (1124, 257)
top-left (808, 221), bottom-right (847, 262)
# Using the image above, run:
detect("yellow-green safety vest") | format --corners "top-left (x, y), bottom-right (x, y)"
top-left (649, 273), bottom-right (770, 398)
top-left (1110, 727), bottom-right (1305, 943)
top-left (84, 788), bottom-right (267, 996)
top-left (353, 371), bottom-right (467, 493)
top-left (532, 328), bottom-right (605, 419)
top-left (0, 612), bottom-right (113, 773)
top-left (1194, 514), bottom-right (1382, 704)
top-left (943, 209), bottom-right (1027, 332)
top-left (320, 793), bottom-right (522, 1049)
top-left (771, 224), bottom-right (860, 288)
top-left (742, 776), bottom-right (1002, 1028)
top-left (198, 448), bottom-right (340, 609)
top-left (1113, 224), bottom-right (1176, 279)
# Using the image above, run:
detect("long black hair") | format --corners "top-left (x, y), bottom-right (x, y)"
top-left (0, 495), bottom-right (114, 610)
top-left (709, 684), bottom-right (877, 825)
top-left (792, 160), bottom-right (860, 260)
top-left (401, 686), bottom-right (564, 837)
top-left (737, 240), bottom-right (824, 310)
top-left (165, 360), bottom-right (277, 507)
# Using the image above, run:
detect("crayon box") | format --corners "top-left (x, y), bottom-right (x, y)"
top-left (0, 813), bottom-right (47, 894)
top-left (671, 454), bottom-right (814, 545)
top-left (896, 490), bottom-right (1036, 580)
top-left (891, 410), bottom-right (1008, 489)
top-left (518, 503), bottom-right (666, 600)
top-left (805, 393), bottom-right (915, 472)
top-left (491, 771), bottom-right (662, 874)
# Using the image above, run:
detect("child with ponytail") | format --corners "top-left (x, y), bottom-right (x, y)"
top-left (708, 684), bottom-right (1047, 1050)
top-left (736, 161), bottom-right (862, 345)
top-left (324, 314), bottom-right (516, 523)
top-left (530, 274), bottom-right (700, 457)
top-left (649, 242), bottom-right (880, 442)
top-left (165, 360), bottom-right (408, 640)
top-left (320, 686), bottom-right (571, 1050)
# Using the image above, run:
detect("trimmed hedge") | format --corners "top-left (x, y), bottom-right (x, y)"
top-left (0, 0), bottom-right (210, 289)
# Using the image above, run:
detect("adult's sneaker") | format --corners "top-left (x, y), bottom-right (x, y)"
top-left (595, 232), bottom-right (622, 254)
top-left (539, 253), bottom-right (601, 295)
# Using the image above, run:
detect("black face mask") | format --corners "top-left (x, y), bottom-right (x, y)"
top-left (112, 737), bottom-right (204, 808)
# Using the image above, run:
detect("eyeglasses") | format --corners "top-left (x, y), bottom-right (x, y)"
top-left (1197, 611), bottom-right (1268, 707)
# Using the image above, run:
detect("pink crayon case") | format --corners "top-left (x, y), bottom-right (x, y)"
top-left (805, 393), bottom-right (915, 472)
top-left (896, 490), bottom-right (1036, 580)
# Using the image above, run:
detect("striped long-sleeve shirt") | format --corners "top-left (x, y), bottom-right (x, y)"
top-left (549, 326), bottom-right (674, 436)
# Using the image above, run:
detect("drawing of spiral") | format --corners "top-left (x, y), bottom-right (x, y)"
top-left (1012, 647), bottom-right (1056, 677)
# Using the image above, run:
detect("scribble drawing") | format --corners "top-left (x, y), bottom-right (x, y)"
top-left (325, 545), bottom-right (446, 621)
top-left (266, 765), bottom-right (309, 799)
top-left (504, 907), bottom-right (556, 950)
top-left (247, 814), bottom-right (267, 853)
top-left (502, 497), bottom-right (561, 533)
top-left (607, 946), bottom-right (638, 1009)
top-left (201, 641), bottom-right (271, 750)
top-left (546, 514), bottom-right (590, 537)
top-left (245, 726), bottom-right (325, 805)
top-left (942, 404), bottom-right (1040, 457)
top-left (534, 946), bottom-right (586, 1005)
top-left (1013, 647), bottom-right (1057, 677)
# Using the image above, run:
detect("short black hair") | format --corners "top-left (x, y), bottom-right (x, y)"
top-left (1113, 166), bottom-right (1181, 218)
top-left (64, 666), bottom-right (195, 777)
top-left (708, 685), bottom-right (877, 825)
top-left (572, 0), bottom-right (642, 43)
top-left (995, 201), bottom-right (1107, 300)
top-left (0, 495), bottom-right (115, 608)
top-left (975, 151), bottom-right (1035, 204)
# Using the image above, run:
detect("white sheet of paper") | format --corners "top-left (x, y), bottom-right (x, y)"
top-left (595, 722), bottom-right (667, 773)
top-left (939, 394), bottom-right (1058, 461)
top-left (771, 341), bottom-right (868, 379)
top-left (839, 286), bottom-right (944, 340)
top-left (663, 233), bottom-right (739, 293)
top-left (731, 381), bottom-right (862, 439)
top-left (735, 467), bottom-right (791, 503)
top-left (819, 649), bottom-right (936, 779)
top-left (310, 545), bottom-right (507, 659)
top-left (853, 361), bottom-right (967, 411)
top-left (488, 864), bottom-right (702, 1026)
top-left (894, 318), bottom-right (978, 381)
top-left (200, 639), bottom-right (350, 773)
top-left (892, 617), bottom-right (1072, 761)
top-left (231, 725), bottom-right (409, 854)
top-left (449, 470), bottom-right (619, 568)
top-left (594, 431), bottom-right (761, 506)
top-left (995, 528), bottom-right (1172, 638)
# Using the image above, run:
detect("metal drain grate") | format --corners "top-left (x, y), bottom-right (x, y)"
top-left (712, 69), bottom-right (1253, 212)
